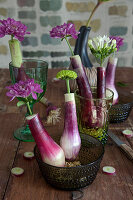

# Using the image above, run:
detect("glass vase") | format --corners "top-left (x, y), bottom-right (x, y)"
top-left (75, 87), bottom-right (114, 145)
top-left (9, 59), bottom-right (48, 142)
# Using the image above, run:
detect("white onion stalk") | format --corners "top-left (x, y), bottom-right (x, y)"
top-left (60, 93), bottom-right (81, 160)
top-left (9, 39), bottom-right (22, 68)
top-left (9, 38), bottom-right (30, 82)
top-left (56, 70), bottom-right (81, 161)
top-left (26, 113), bottom-right (65, 167)
top-left (105, 57), bottom-right (118, 105)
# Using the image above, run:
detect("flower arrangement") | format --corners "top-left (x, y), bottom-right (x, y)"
top-left (50, 24), bottom-right (84, 159)
top-left (0, 18), bottom-right (30, 41)
top-left (88, 35), bottom-right (117, 67)
top-left (50, 23), bottom-right (93, 98)
top-left (56, 70), bottom-right (81, 160)
top-left (50, 22), bottom-right (98, 139)
top-left (2, 19), bottom-right (66, 165)
top-left (88, 35), bottom-right (117, 103)
top-left (88, 34), bottom-right (124, 104)
top-left (50, 23), bottom-right (95, 126)
top-left (6, 77), bottom-right (66, 167)
top-left (6, 79), bottom-right (43, 115)
top-left (50, 23), bottom-right (80, 56)
top-left (0, 17), bottom-right (61, 125)
top-left (49, 23), bottom-right (81, 125)
top-left (74, 0), bottom-right (113, 68)
top-left (46, 23), bottom-right (80, 124)
top-left (0, 18), bottom-right (30, 68)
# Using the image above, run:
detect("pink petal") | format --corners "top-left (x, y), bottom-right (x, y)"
top-left (31, 92), bottom-right (37, 100)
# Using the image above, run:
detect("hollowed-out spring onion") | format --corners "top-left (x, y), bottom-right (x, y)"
top-left (26, 113), bottom-right (65, 167)
top-left (70, 55), bottom-right (94, 126)
top-left (106, 57), bottom-right (118, 105)
top-left (56, 70), bottom-right (81, 161)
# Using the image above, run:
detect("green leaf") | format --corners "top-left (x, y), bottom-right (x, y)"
top-left (17, 101), bottom-right (26, 107)
top-left (117, 82), bottom-right (128, 87)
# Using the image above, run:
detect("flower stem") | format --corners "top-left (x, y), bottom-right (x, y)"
top-left (66, 79), bottom-right (70, 93)
top-left (65, 37), bottom-right (74, 56)
top-left (86, 2), bottom-right (102, 27)
top-left (26, 102), bottom-right (33, 115)
top-left (11, 35), bottom-right (14, 41)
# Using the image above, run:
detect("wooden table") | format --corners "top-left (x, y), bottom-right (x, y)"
top-left (0, 68), bottom-right (133, 200)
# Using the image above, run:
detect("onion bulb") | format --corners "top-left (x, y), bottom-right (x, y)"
top-left (26, 114), bottom-right (65, 167)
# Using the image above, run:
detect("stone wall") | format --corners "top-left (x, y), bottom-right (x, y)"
top-left (0, 0), bottom-right (133, 68)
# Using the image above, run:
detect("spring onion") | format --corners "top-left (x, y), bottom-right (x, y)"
top-left (106, 57), bottom-right (119, 105)
top-left (26, 113), bottom-right (65, 167)
top-left (70, 55), bottom-right (95, 127)
top-left (56, 70), bottom-right (81, 161)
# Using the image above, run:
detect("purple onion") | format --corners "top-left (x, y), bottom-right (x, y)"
top-left (70, 55), bottom-right (94, 126)
top-left (96, 67), bottom-right (106, 126)
top-left (16, 65), bottom-right (29, 81)
top-left (27, 113), bottom-right (65, 167)
top-left (105, 57), bottom-right (118, 105)
top-left (97, 67), bottom-right (106, 99)
top-left (60, 93), bottom-right (81, 161)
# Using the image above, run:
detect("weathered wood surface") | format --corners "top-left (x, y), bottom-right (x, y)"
top-left (0, 68), bottom-right (133, 200)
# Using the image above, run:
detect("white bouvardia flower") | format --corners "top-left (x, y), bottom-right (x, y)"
top-left (88, 35), bottom-right (117, 66)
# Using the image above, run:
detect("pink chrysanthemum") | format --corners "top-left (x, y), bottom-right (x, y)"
top-left (110, 36), bottom-right (124, 51)
top-left (6, 79), bottom-right (43, 101)
top-left (0, 18), bottom-right (30, 41)
top-left (50, 23), bottom-right (80, 39)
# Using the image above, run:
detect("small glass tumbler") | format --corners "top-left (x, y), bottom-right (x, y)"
top-left (75, 87), bottom-right (114, 145)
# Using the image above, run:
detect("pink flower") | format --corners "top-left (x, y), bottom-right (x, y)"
top-left (110, 36), bottom-right (124, 51)
top-left (50, 23), bottom-right (80, 39)
top-left (6, 79), bottom-right (43, 101)
top-left (0, 18), bottom-right (30, 41)
top-left (25, 79), bottom-right (43, 100)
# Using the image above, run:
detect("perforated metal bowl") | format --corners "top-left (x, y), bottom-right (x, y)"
top-left (34, 134), bottom-right (104, 190)
top-left (109, 102), bottom-right (133, 123)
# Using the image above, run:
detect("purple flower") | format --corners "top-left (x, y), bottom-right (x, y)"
top-left (110, 36), bottom-right (124, 51)
top-left (50, 23), bottom-right (80, 39)
top-left (0, 18), bottom-right (30, 41)
top-left (6, 79), bottom-right (43, 101)
top-left (25, 79), bottom-right (43, 100)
